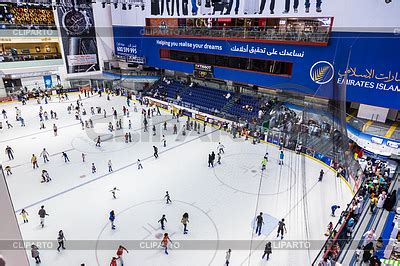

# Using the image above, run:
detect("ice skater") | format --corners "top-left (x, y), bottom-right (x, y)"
top-left (208, 153), bottom-right (214, 167)
top-left (279, 150), bottom-right (284, 165)
top-left (162, 135), bottom-right (167, 147)
top-left (277, 218), bottom-right (287, 239)
top-left (4, 166), bottom-right (12, 176)
top-left (92, 163), bottom-right (97, 173)
top-left (109, 210), bottom-right (116, 230)
top-left (128, 120), bottom-right (132, 130)
top-left (62, 152), bottom-right (70, 162)
top-left (331, 205), bottom-right (340, 217)
top-left (57, 230), bottom-right (66, 252)
top-left (82, 153), bottom-right (86, 162)
top-left (318, 169), bottom-right (325, 182)
top-left (164, 191), bottom-right (172, 204)
top-left (5, 146), bottom-right (14, 160)
top-left (217, 142), bottom-right (225, 154)
top-left (152, 125), bottom-right (156, 136)
top-left (153, 146), bottom-right (159, 158)
top-left (31, 154), bottom-right (39, 169)
top-left (116, 245), bottom-right (129, 266)
top-left (163, 121), bottom-right (167, 131)
top-left (225, 249), bottom-right (231, 265)
top-left (41, 170), bottom-right (51, 183)
top-left (20, 209), bottom-right (29, 223)
top-left (324, 222), bottom-right (333, 236)
top-left (217, 152), bottom-right (221, 164)
top-left (173, 124), bottom-right (177, 134)
top-left (95, 136), bottom-right (101, 147)
top-left (38, 205), bottom-right (49, 228)
top-left (158, 214), bottom-right (167, 230)
top-left (53, 124), bottom-right (58, 136)
top-left (137, 159), bottom-right (143, 170)
top-left (261, 156), bottom-right (268, 171)
top-left (161, 233), bottom-right (172, 255)
top-left (31, 244), bottom-right (41, 264)
top-left (262, 242), bottom-right (272, 260)
top-left (40, 148), bottom-right (50, 163)
top-left (255, 212), bottom-right (264, 236)
top-left (110, 187), bottom-right (120, 199)
top-left (108, 160), bottom-right (113, 172)
top-left (6, 120), bottom-right (13, 129)
top-left (181, 212), bottom-right (189, 234)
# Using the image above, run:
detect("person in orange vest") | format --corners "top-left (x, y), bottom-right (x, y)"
top-left (116, 245), bottom-right (129, 266)
top-left (161, 233), bottom-right (172, 255)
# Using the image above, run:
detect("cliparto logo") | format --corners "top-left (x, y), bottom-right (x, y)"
top-left (310, 61), bottom-right (334, 85)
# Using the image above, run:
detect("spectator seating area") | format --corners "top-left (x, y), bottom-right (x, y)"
top-left (150, 79), bottom-right (261, 121)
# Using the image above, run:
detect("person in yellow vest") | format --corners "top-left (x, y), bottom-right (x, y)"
top-left (31, 154), bottom-right (39, 169)
top-left (370, 196), bottom-right (378, 213)
top-left (20, 209), bottom-right (29, 223)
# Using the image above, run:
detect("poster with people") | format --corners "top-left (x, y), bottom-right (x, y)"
top-left (110, 0), bottom-right (396, 30)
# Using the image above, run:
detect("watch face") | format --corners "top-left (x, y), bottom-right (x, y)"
top-left (63, 10), bottom-right (88, 35)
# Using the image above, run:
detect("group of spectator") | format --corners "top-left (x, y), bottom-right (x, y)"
top-left (320, 157), bottom-right (397, 265)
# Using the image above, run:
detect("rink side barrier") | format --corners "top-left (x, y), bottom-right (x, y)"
top-left (0, 91), bottom-right (355, 194)
top-left (143, 96), bottom-right (355, 195)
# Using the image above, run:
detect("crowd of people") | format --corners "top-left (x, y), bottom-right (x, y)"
top-left (320, 157), bottom-right (397, 265)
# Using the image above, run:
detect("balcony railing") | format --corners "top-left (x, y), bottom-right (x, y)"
top-left (145, 26), bottom-right (330, 45)
top-left (0, 23), bottom-right (57, 30)
top-left (0, 53), bottom-right (62, 62)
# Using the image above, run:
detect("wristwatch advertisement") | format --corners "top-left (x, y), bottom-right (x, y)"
top-left (57, 0), bottom-right (100, 74)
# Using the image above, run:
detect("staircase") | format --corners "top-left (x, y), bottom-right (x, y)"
top-left (220, 95), bottom-right (237, 114)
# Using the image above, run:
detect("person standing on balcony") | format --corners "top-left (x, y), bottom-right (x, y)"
top-left (191, 0), bottom-right (198, 15)
top-left (305, 0), bottom-right (322, 13)
top-left (171, 0), bottom-right (181, 16)
top-left (160, 0), bottom-right (171, 15)
top-left (224, 0), bottom-right (239, 15)
top-left (200, 0), bottom-right (212, 15)
top-left (259, 0), bottom-right (275, 14)
top-left (182, 0), bottom-right (189, 15)
top-left (283, 0), bottom-right (299, 14)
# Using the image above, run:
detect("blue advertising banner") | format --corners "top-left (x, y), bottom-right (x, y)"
top-left (113, 26), bottom-right (400, 109)
top-left (43, 75), bottom-right (52, 89)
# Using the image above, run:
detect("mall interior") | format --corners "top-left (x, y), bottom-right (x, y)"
top-left (0, 0), bottom-right (399, 266)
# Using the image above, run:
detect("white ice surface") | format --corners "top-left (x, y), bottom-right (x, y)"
top-left (0, 94), bottom-right (353, 266)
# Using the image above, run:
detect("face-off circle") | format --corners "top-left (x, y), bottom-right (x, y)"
top-left (95, 200), bottom-right (219, 265)
top-left (213, 153), bottom-right (297, 195)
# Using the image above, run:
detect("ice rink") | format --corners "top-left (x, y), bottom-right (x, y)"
top-left (1, 93), bottom-right (353, 265)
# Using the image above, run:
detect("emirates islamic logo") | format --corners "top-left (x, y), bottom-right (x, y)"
top-left (310, 61), bottom-right (334, 85)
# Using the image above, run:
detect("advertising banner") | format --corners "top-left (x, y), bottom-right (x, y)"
top-left (113, 0), bottom-right (399, 31)
top-left (43, 75), bottom-right (53, 89)
top-left (57, 1), bottom-right (100, 74)
top-left (113, 26), bottom-right (400, 109)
